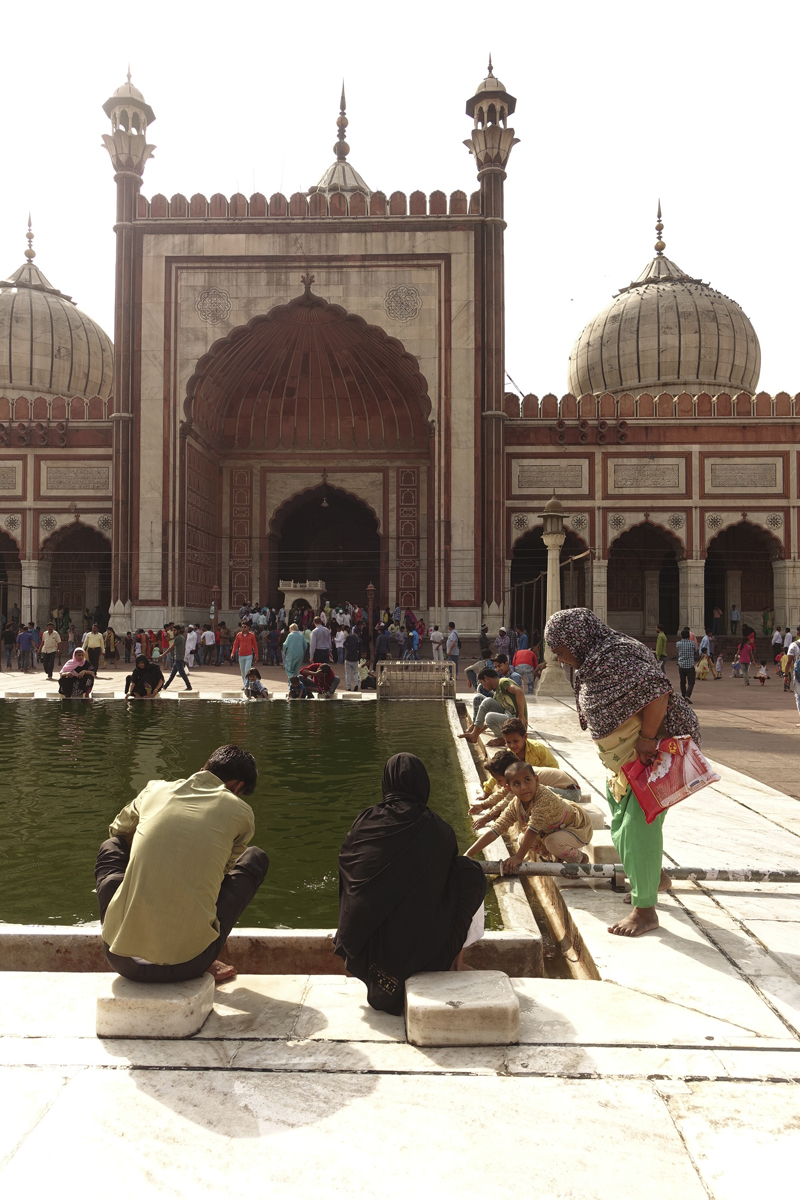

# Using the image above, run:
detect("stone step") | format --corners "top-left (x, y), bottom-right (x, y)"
top-left (587, 830), bottom-right (621, 865)
top-left (405, 970), bottom-right (520, 1046)
top-left (96, 972), bottom-right (215, 1038)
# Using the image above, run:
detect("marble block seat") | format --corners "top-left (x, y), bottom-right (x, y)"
top-left (405, 970), bottom-right (520, 1046)
top-left (96, 973), bottom-right (215, 1038)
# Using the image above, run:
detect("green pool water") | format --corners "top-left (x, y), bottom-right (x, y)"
top-left (0, 700), bottom-right (501, 930)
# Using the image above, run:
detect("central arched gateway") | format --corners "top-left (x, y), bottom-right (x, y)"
top-left (268, 485), bottom-right (382, 606)
top-left (181, 281), bottom-right (432, 617)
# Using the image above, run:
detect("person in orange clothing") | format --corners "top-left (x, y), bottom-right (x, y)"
top-left (232, 623), bottom-right (259, 691)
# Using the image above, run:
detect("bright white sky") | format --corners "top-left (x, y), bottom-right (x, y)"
top-left (3, 0), bottom-right (797, 395)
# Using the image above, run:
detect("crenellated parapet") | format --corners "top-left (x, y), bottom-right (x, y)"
top-left (0, 395), bottom-right (113, 448)
top-left (504, 390), bottom-right (800, 427)
top-left (136, 189), bottom-right (480, 220)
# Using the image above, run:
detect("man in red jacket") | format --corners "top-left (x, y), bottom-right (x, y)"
top-left (232, 623), bottom-right (259, 691)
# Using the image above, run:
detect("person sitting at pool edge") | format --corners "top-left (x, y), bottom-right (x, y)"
top-left (465, 760), bottom-right (593, 871)
top-left (470, 749), bottom-right (518, 817)
top-left (125, 654), bottom-right (165, 700)
top-left (458, 667), bottom-right (527, 746)
top-left (58, 647), bottom-right (95, 699)
top-left (497, 717), bottom-right (560, 771)
top-left (244, 667), bottom-right (269, 699)
top-left (94, 744), bottom-right (269, 984)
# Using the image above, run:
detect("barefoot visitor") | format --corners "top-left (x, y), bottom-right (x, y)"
top-left (125, 654), bottom-right (165, 700)
top-left (334, 753), bottom-right (486, 1015)
top-left (544, 607), bottom-right (701, 938)
top-left (57, 647), bottom-right (95, 698)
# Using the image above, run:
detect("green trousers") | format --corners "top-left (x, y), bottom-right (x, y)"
top-left (607, 784), bottom-right (665, 908)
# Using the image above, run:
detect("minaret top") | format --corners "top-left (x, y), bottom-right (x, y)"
top-left (24, 214), bottom-right (35, 263)
top-left (654, 200), bottom-right (666, 256)
top-left (466, 57), bottom-right (516, 124)
top-left (335, 82), bottom-right (349, 163)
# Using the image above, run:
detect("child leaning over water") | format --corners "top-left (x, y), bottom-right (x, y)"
top-left (244, 667), bottom-right (269, 699)
top-left (469, 749), bottom-right (517, 819)
top-left (465, 761), bottom-right (593, 870)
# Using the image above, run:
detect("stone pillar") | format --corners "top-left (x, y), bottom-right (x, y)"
top-left (678, 559), bottom-right (705, 633)
top-left (772, 560), bottom-right (800, 632)
top-left (536, 530), bottom-right (572, 697)
top-left (644, 570), bottom-right (660, 636)
top-left (725, 570), bottom-right (742, 633)
top-left (591, 558), bottom-right (608, 624)
top-left (85, 568), bottom-right (100, 613)
top-left (19, 560), bottom-right (52, 626)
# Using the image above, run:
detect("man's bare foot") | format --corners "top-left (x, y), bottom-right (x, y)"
top-left (486, 736), bottom-right (506, 747)
top-left (623, 869), bottom-right (672, 904)
top-left (458, 727), bottom-right (481, 744)
top-left (608, 907), bottom-right (659, 937)
top-left (205, 960), bottom-right (237, 982)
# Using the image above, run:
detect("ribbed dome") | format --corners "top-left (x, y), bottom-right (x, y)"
top-left (309, 159), bottom-right (372, 198)
top-left (0, 251), bottom-right (113, 401)
top-left (568, 242), bottom-right (760, 399)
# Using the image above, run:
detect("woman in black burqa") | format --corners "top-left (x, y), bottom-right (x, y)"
top-left (334, 752), bottom-right (486, 1015)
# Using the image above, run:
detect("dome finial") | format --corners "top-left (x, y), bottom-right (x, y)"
top-left (488, 53), bottom-right (494, 77)
top-left (126, 64), bottom-right (131, 84)
top-left (334, 80), bottom-right (350, 163)
top-left (654, 199), bottom-right (666, 256)
top-left (24, 213), bottom-right (35, 262)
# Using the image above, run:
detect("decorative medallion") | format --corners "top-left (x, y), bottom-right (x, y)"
top-left (513, 514), bottom-right (529, 531)
top-left (571, 514), bottom-right (588, 531)
top-left (40, 515), bottom-right (57, 532)
top-left (196, 287), bottom-right (232, 324)
top-left (766, 513), bottom-right (783, 530)
top-left (384, 285), bottom-right (422, 322)
top-left (608, 514), bottom-right (626, 532)
top-left (667, 513), bottom-right (684, 530)
top-left (98, 514), bottom-right (113, 533)
top-left (4, 514), bottom-right (20, 531)
top-left (706, 513), bottom-right (723, 531)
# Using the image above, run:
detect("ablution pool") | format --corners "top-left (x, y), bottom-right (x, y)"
top-left (0, 700), bottom-right (501, 929)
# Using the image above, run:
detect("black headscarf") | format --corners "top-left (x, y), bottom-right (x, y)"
top-left (334, 753), bottom-right (484, 1014)
top-left (130, 656), bottom-right (164, 689)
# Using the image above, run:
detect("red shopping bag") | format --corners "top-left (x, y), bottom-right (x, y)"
top-left (622, 736), bottom-right (720, 824)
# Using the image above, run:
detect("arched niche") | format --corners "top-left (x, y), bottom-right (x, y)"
top-left (40, 522), bottom-right (112, 627)
top-left (607, 521), bottom-right (682, 636)
top-left (704, 520), bottom-right (782, 634)
top-left (509, 526), bottom-right (589, 637)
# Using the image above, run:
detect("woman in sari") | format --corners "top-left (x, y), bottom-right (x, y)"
top-left (58, 648), bottom-right (95, 699)
top-left (544, 609), bottom-right (700, 938)
top-left (335, 753), bottom-right (486, 1014)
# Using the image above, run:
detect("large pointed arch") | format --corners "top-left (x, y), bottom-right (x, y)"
top-left (184, 283), bottom-right (432, 451)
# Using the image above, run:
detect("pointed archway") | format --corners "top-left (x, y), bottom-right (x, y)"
top-left (41, 523), bottom-right (112, 629)
top-left (704, 521), bottom-right (781, 633)
top-left (607, 522), bottom-right (681, 636)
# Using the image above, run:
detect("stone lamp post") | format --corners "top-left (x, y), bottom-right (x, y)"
top-left (535, 494), bottom-right (573, 697)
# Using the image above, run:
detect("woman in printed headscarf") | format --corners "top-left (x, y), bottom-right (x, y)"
top-left (58, 647), bottom-right (95, 699)
top-left (544, 608), bottom-right (700, 938)
top-left (334, 753), bottom-right (486, 1015)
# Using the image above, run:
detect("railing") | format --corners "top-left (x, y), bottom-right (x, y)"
top-left (377, 660), bottom-right (456, 700)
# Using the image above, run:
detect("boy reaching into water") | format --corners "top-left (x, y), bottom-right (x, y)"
top-left (499, 717), bottom-right (561, 770)
top-left (465, 760), bottom-right (593, 871)
top-left (470, 749), bottom-right (517, 820)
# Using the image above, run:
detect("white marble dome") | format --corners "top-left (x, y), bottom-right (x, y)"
top-left (0, 249), bottom-right (113, 401)
top-left (568, 238), bottom-right (760, 399)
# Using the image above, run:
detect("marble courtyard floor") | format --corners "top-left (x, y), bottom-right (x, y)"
top-left (1, 669), bottom-right (799, 1195)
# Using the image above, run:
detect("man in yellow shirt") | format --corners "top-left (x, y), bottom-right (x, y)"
top-left (82, 623), bottom-right (105, 673)
top-left (95, 744), bottom-right (268, 983)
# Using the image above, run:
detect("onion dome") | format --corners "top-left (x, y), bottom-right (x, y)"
top-left (308, 84), bottom-right (372, 197)
top-left (0, 219), bottom-right (113, 400)
top-left (567, 205), bottom-right (760, 398)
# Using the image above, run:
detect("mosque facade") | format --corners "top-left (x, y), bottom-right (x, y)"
top-left (0, 68), bottom-right (798, 638)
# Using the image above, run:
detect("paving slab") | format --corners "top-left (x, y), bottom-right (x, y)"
top-left (512, 978), bottom-right (776, 1046)
top-left (292, 976), bottom-right (406, 1042)
top-left (197, 974), bottom-right (309, 1039)
top-left (0, 1067), bottom-right (75, 1169)
top-left (665, 1081), bottom-right (800, 1199)
top-left (0, 1069), bottom-right (710, 1199)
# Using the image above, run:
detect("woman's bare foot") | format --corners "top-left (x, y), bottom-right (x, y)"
top-left (608, 907), bottom-right (659, 937)
top-left (623, 869), bottom-right (672, 904)
top-left (206, 960), bottom-right (237, 983)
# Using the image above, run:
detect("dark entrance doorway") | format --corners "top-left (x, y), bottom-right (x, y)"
top-left (270, 488), bottom-right (381, 608)
top-left (509, 528), bottom-right (587, 642)
top-left (704, 521), bottom-right (777, 631)
top-left (607, 523), bottom-right (680, 636)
